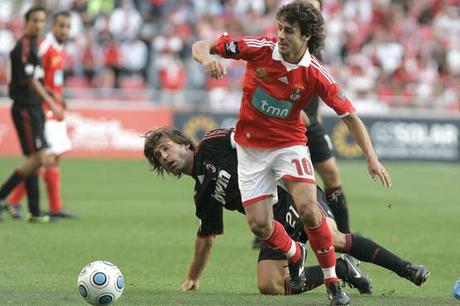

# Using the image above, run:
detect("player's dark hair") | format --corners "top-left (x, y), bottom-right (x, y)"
top-left (53, 10), bottom-right (71, 24)
top-left (276, 1), bottom-right (325, 57)
top-left (143, 127), bottom-right (195, 177)
top-left (24, 6), bottom-right (47, 21)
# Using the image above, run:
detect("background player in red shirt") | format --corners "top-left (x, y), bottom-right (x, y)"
top-left (192, 2), bottom-right (391, 305)
top-left (6, 11), bottom-right (75, 220)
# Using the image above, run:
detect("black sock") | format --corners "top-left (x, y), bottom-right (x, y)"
top-left (335, 258), bottom-right (348, 279)
top-left (343, 233), bottom-right (410, 277)
top-left (290, 261), bottom-right (345, 295)
top-left (326, 186), bottom-right (350, 233)
top-left (303, 265), bottom-right (324, 292)
top-left (0, 170), bottom-right (23, 200)
top-left (25, 175), bottom-right (40, 217)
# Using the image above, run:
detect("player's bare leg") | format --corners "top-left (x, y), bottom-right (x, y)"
top-left (244, 198), bottom-right (306, 291)
top-left (0, 149), bottom-right (51, 222)
top-left (315, 157), bottom-right (350, 233)
top-left (285, 180), bottom-right (349, 305)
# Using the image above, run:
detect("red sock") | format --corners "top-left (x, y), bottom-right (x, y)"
top-left (44, 167), bottom-right (62, 213)
top-left (263, 220), bottom-right (302, 263)
top-left (8, 182), bottom-right (26, 206)
top-left (305, 216), bottom-right (338, 282)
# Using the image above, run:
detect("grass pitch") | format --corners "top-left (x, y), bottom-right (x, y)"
top-left (0, 157), bottom-right (459, 305)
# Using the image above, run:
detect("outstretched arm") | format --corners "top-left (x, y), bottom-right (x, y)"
top-left (180, 235), bottom-right (215, 292)
top-left (342, 113), bottom-right (392, 188)
top-left (192, 40), bottom-right (226, 80)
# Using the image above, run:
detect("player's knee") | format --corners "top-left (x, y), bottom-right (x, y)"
top-left (320, 166), bottom-right (341, 188)
top-left (258, 279), bottom-right (282, 295)
top-left (297, 198), bottom-right (321, 226)
top-left (37, 149), bottom-right (50, 166)
top-left (247, 217), bottom-right (272, 239)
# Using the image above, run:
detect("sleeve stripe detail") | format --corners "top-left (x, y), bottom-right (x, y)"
top-left (245, 43), bottom-right (275, 49)
top-left (243, 38), bottom-right (275, 48)
top-left (311, 57), bottom-right (336, 83)
top-left (243, 38), bottom-right (275, 44)
top-left (21, 37), bottom-right (30, 64)
top-left (311, 62), bottom-right (334, 84)
top-left (339, 112), bottom-right (351, 118)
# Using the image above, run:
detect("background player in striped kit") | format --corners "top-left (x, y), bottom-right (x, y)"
top-left (0, 6), bottom-right (64, 223)
top-left (5, 11), bottom-right (76, 221)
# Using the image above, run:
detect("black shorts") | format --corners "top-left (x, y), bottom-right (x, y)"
top-left (258, 188), bottom-right (334, 262)
top-left (11, 103), bottom-right (47, 156)
top-left (307, 123), bottom-right (334, 164)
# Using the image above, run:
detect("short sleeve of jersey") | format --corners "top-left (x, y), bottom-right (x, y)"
top-left (213, 33), bottom-right (274, 62)
top-left (311, 60), bottom-right (355, 117)
top-left (194, 191), bottom-right (224, 237)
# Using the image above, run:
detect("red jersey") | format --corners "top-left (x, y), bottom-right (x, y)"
top-left (213, 33), bottom-right (355, 148)
top-left (39, 33), bottom-right (65, 119)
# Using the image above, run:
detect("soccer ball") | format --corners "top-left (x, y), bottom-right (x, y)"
top-left (77, 260), bottom-right (125, 305)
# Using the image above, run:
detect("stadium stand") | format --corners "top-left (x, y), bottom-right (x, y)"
top-left (0, 0), bottom-right (458, 111)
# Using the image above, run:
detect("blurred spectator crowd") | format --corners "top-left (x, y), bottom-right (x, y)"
top-left (0, 0), bottom-right (458, 111)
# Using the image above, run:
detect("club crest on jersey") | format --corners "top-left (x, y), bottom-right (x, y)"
top-left (255, 67), bottom-right (269, 80)
top-left (224, 41), bottom-right (239, 55)
top-left (290, 86), bottom-right (304, 101)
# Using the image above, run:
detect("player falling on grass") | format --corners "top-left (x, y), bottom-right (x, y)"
top-left (192, 2), bottom-right (391, 304)
top-left (0, 6), bottom-right (64, 223)
top-left (5, 11), bottom-right (76, 221)
top-left (143, 127), bottom-right (429, 296)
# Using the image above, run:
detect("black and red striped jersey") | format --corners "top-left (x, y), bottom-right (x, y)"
top-left (192, 128), bottom-right (243, 236)
top-left (9, 35), bottom-right (44, 105)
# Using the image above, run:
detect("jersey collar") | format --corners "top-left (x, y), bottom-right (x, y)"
top-left (46, 32), bottom-right (63, 51)
top-left (272, 42), bottom-right (311, 71)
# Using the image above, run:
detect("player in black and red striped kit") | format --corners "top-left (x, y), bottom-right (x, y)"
top-left (143, 127), bottom-right (429, 296)
top-left (0, 6), bottom-right (63, 223)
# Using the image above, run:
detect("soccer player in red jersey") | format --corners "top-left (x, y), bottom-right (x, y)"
top-left (192, 2), bottom-right (391, 305)
top-left (6, 11), bottom-right (75, 220)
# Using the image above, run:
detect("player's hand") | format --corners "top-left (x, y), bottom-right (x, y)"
top-left (367, 159), bottom-right (392, 188)
top-left (180, 279), bottom-right (200, 292)
top-left (52, 107), bottom-right (65, 121)
top-left (203, 60), bottom-right (226, 80)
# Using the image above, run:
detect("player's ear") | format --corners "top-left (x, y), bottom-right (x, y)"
top-left (303, 34), bottom-right (311, 42)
